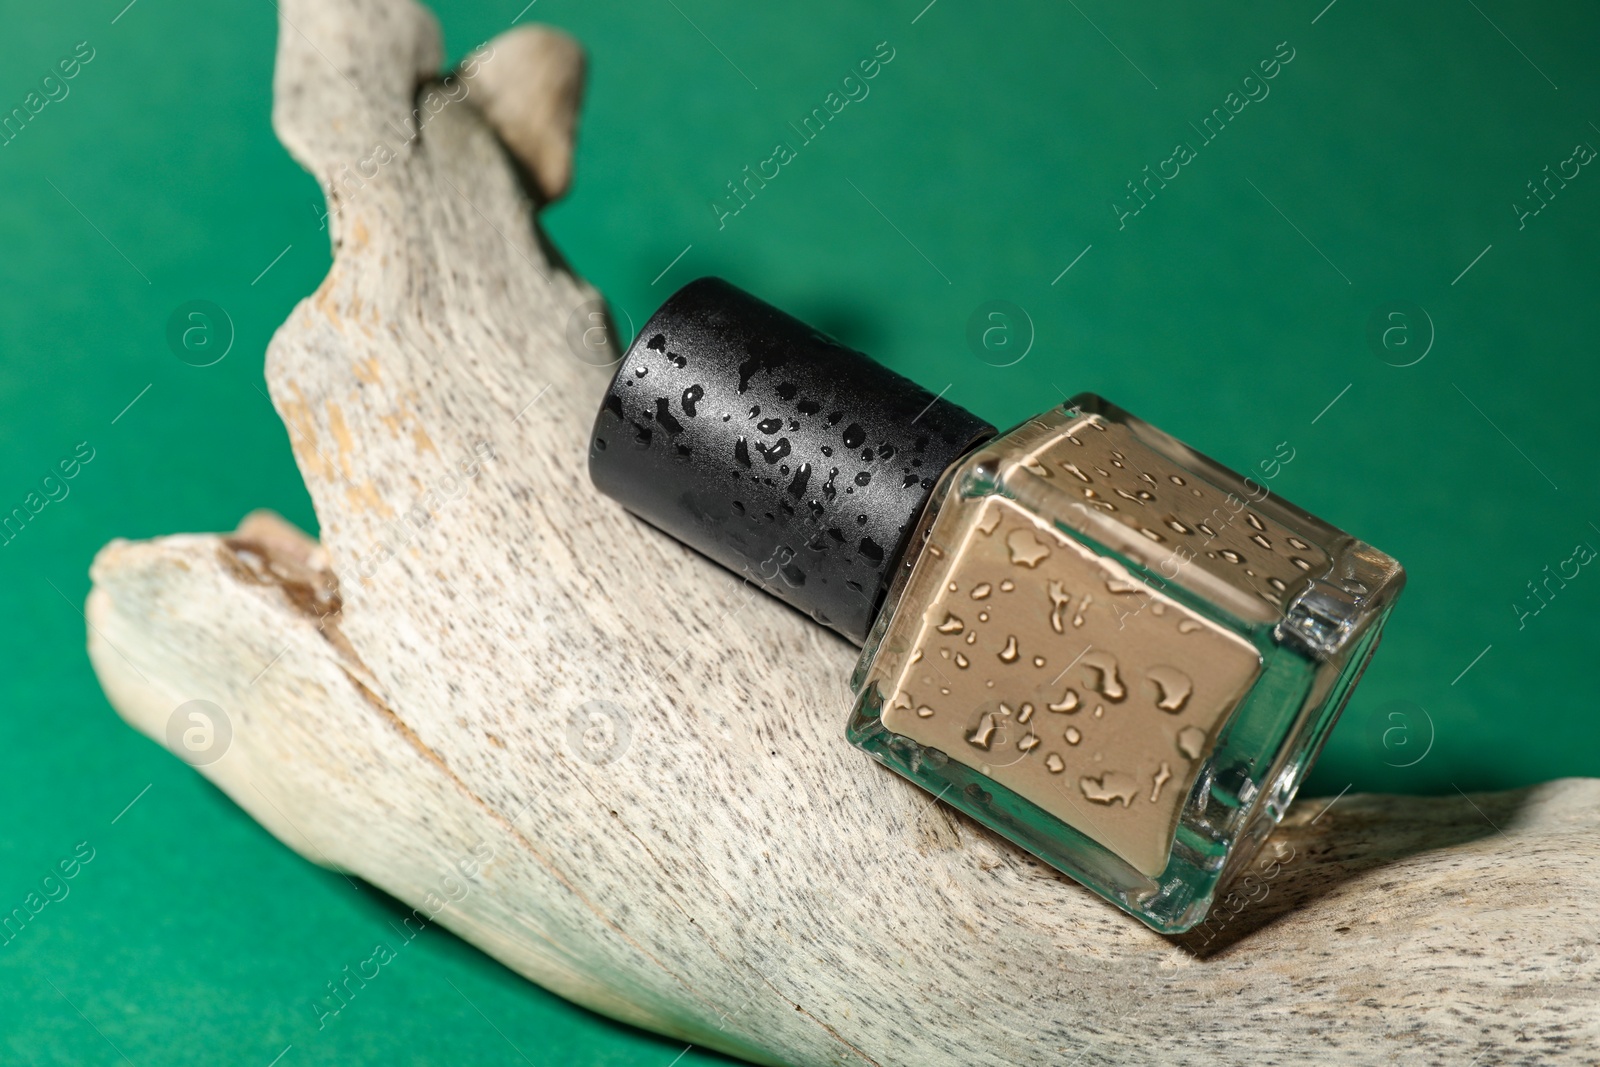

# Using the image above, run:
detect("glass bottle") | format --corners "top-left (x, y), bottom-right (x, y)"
top-left (589, 278), bottom-right (1403, 932)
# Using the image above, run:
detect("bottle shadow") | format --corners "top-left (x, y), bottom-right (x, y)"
top-left (1171, 785), bottom-right (1527, 958)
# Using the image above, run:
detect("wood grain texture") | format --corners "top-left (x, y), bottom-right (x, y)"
top-left (84, 2), bottom-right (1600, 1063)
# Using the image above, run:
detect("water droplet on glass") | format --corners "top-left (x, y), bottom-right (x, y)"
top-left (966, 711), bottom-right (999, 749)
top-left (1006, 528), bottom-right (1052, 567)
top-left (1080, 771), bottom-right (1138, 806)
top-left (1150, 762), bottom-right (1173, 803)
top-left (1048, 580), bottom-right (1072, 633)
top-left (1048, 689), bottom-right (1080, 713)
top-left (1082, 651), bottom-right (1126, 700)
top-left (1146, 665), bottom-right (1193, 712)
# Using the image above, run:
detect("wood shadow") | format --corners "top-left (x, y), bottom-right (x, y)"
top-left (1172, 785), bottom-right (1531, 957)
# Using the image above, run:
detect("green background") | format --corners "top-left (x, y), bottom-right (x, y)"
top-left (2, 0), bottom-right (1595, 1062)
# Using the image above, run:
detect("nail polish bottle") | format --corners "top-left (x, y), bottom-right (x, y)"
top-left (588, 278), bottom-right (1404, 932)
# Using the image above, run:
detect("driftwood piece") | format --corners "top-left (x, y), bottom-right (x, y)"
top-left (84, 1), bottom-right (1600, 1063)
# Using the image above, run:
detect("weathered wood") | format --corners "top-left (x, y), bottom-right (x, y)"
top-left (85, 2), bottom-right (1600, 1063)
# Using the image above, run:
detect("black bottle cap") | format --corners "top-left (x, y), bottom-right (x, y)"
top-left (588, 278), bottom-right (995, 644)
